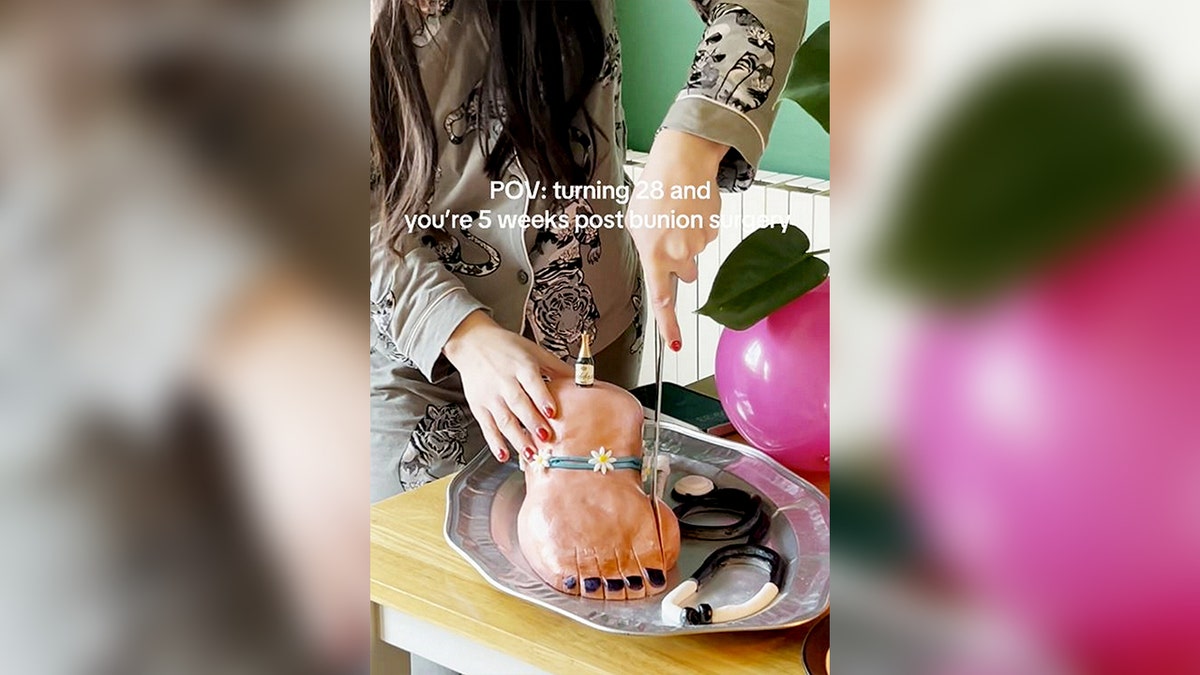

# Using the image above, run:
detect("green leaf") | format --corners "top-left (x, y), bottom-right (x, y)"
top-left (782, 21), bottom-right (830, 133)
top-left (697, 226), bottom-right (829, 330)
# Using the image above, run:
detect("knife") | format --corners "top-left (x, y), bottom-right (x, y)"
top-left (646, 276), bottom-right (677, 558)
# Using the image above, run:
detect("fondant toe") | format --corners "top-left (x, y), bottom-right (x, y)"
top-left (617, 547), bottom-right (647, 599)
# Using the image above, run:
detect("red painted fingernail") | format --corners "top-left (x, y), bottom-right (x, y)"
top-left (523, 447), bottom-right (535, 461)
top-left (670, 340), bottom-right (682, 352)
top-left (497, 449), bottom-right (509, 461)
top-left (544, 406), bottom-right (556, 418)
top-left (537, 427), bottom-right (550, 442)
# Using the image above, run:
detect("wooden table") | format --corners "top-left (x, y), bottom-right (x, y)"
top-left (371, 391), bottom-right (829, 674)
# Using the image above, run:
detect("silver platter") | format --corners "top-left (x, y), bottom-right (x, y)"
top-left (444, 421), bottom-right (830, 635)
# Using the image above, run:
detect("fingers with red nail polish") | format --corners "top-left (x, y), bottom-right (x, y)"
top-left (669, 340), bottom-right (682, 352)
top-left (442, 311), bottom-right (571, 469)
top-left (537, 427), bottom-right (551, 442)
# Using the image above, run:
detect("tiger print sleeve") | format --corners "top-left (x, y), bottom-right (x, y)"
top-left (662, 0), bottom-right (809, 191)
top-left (370, 224), bottom-right (490, 384)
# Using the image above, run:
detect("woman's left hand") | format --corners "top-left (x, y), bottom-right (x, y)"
top-left (625, 130), bottom-right (727, 352)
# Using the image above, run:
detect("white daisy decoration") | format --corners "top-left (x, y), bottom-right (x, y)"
top-left (589, 447), bottom-right (615, 474)
top-left (533, 448), bottom-right (552, 471)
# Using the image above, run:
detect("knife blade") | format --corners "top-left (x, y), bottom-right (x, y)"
top-left (647, 331), bottom-right (667, 555)
top-left (650, 332), bottom-right (665, 492)
top-left (647, 276), bottom-right (677, 557)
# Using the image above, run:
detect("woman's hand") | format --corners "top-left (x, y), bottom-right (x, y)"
top-left (443, 310), bottom-right (573, 462)
top-left (626, 130), bottom-right (726, 351)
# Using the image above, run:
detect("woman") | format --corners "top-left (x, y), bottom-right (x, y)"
top-left (370, 0), bottom-right (807, 502)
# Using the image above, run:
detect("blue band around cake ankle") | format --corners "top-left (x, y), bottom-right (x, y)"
top-left (546, 456), bottom-right (643, 472)
top-left (529, 447), bottom-right (642, 475)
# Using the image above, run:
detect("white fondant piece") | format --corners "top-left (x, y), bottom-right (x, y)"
top-left (658, 578), bottom-right (780, 625)
top-left (674, 474), bottom-right (715, 497)
top-left (660, 579), bottom-right (698, 625)
top-left (710, 582), bottom-right (779, 624)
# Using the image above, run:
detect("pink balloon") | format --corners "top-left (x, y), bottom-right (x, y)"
top-left (901, 188), bottom-right (1200, 673)
top-left (715, 279), bottom-right (830, 473)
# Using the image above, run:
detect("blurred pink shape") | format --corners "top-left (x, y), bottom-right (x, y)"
top-left (715, 279), bottom-right (830, 473)
top-left (902, 188), bottom-right (1200, 673)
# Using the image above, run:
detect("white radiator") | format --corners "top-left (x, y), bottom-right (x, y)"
top-left (624, 151), bottom-right (830, 387)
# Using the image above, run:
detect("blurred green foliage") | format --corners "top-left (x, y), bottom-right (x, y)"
top-left (882, 51), bottom-right (1183, 304)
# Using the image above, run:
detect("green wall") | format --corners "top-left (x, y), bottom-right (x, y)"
top-left (616, 0), bottom-right (830, 180)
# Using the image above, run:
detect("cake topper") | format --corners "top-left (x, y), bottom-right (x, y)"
top-left (575, 332), bottom-right (595, 387)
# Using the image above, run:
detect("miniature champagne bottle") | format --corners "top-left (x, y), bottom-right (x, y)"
top-left (575, 332), bottom-right (594, 387)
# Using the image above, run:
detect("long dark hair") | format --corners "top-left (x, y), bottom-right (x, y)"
top-left (371, 0), bottom-right (606, 251)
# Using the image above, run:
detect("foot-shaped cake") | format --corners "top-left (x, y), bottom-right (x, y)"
top-left (517, 379), bottom-right (681, 599)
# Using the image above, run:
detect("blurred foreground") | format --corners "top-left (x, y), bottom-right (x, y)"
top-left (1, 2), bottom-right (366, 673)
top-left (835, 0), bottom-right (1200, 673)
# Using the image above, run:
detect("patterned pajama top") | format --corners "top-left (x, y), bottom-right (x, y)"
top-left (370, 0), bottom-right (809, 501)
